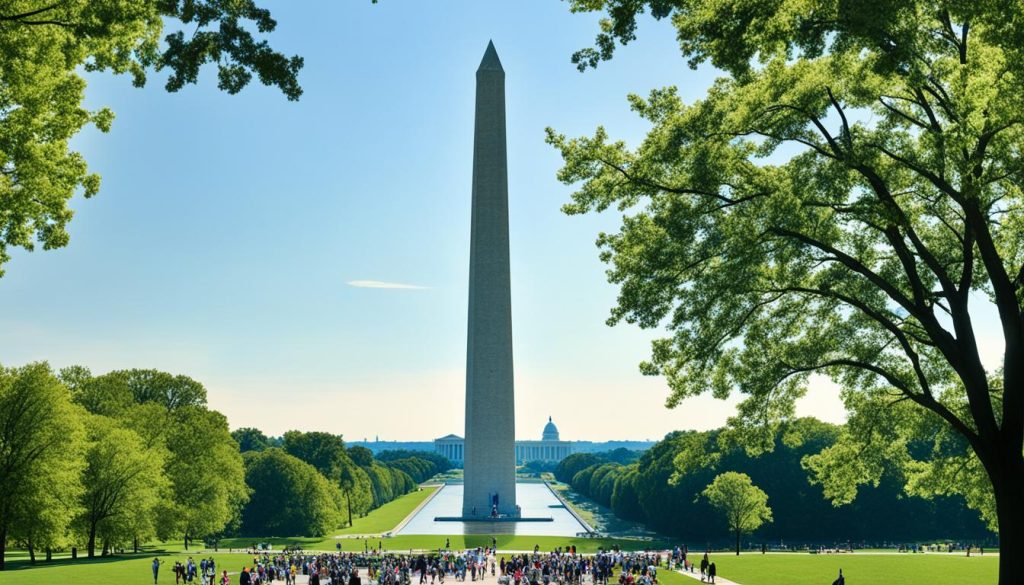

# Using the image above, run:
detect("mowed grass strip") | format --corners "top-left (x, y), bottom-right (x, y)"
top-left (660, 553), bottom-right (998, 585)
top-left (218, 485), bottom-right (443, 551)
top-left (2, 552), bottom-right (253, 585)
top-left (337, 485), bottom-right (440, 534)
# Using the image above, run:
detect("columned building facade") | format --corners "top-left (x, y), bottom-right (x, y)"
top-left (435, 434), bottom-right (464, 464)
top-left (434, 417), bottom-right (572, 465)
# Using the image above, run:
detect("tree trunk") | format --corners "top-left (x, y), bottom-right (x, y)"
top-left (46, 547), bottom-right (52, 562)
top-left (992, 451), bottom-right (1024, 585)
top-left (27, 538), bottom-right (35, 564)
top-left (184, 532), bottom-right (189, 551)
top-left (0, 523), bottom-right (6, 571)
top-left (735, 528), bottom-right (741, 555)
top-left (133, 536), bottom-right (138, 553)
top-left (348, 495), bottom-right (354, 527)
top-left (87, 523), bottom-right (98, 558)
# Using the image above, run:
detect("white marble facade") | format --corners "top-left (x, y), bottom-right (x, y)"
top-left (436, 417), bottom-right (573, 465)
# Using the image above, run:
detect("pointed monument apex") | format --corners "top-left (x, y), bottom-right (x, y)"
top-left (478, 40), bottom-right (503, 72)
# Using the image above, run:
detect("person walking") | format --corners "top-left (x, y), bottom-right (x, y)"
top-left (153, 558), bottom-right (164, 585)
top-left (708, 562), bottom-right (716, 584)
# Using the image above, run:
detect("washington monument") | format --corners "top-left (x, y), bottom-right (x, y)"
top-left (462, 41), bottom-right (517, 519)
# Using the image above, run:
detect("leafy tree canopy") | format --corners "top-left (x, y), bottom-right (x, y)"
top-left (74, 413), bottom-right (167, 557)
top-left (555, 452), bottom-right (610, 483)
top-left (0, 362), bottom-right (85, 569)
top-left (551, 3), bottom-right (1024, 578)
top-left (574, 421), bottom-right (989, 543)
top-left (233, 427), bottom-right (271, 453)
top-left (61, 366), bottom-right (207, 416)
top-left (240, 448), bottom-right (342, 538)
top-left (282, 431), bottom-right (349, 482)
top-left (161, 407), bottom-right (249, 546)
top-left (0, 0), bottom-right (302, 276)
top-left (376, 450), bottom-right (453, 471)
top-left (348, 445), bottom-right (375, 468)
top-left (703, 471), bottom-right (773, 554)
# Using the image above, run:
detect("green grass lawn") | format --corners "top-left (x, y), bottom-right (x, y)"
top-left (337, 485), bottom-right (439, 535)
top-left (1, 551), bottom-right (254, 585)
top-left (2, 548), bottom-right (1000, 585)
top-left (659, 552), bottom-right (999, 585)
top-left (214, 485), bottom-right (440, 552)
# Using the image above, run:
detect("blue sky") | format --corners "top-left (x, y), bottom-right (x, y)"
top-left (0, 1), bottom-right (880, 441)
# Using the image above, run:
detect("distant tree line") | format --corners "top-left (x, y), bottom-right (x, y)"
top-left (375, 450), bottom-right (453, 483)
top-left (0, 363), bottom-right (452, 570)
top-left (229, 435), bottom-right (452, 537)
top-left (557, 419), bottom-right (992, 545)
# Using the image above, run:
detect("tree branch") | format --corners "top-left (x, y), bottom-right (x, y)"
top-left (779, 358), bottom-right (980, 446)
top-left (596, 158), bottom-right (766, 208)
top-left (878, 96), bottom-right (932, 131)
top-left (762, 284), bottom-right (935, 398)
top-left (0, 1), bottom-right (65, 22)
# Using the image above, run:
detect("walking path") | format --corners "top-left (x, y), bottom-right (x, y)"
top-left (673, 567), bottom-right (741, 585)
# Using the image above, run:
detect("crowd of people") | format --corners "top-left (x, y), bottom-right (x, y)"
top-left (154, 546), bottom-right (710, 585)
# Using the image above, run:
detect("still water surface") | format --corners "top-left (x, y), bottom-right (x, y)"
top-left (395, 483), bottom-right (588, 536)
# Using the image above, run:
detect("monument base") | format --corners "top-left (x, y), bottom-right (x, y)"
top-left (433, 516), bottom-right (553, 523)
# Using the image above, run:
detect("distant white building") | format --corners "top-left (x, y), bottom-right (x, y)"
top-left (434, 417), bottom-right (573, 465)
top-left (435, 434), bottom-right (464, 464)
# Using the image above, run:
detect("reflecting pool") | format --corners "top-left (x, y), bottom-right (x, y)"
top-left (394, 483), bottom-right (589, 536)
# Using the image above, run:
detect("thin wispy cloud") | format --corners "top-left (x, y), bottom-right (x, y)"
top-left (347, 280), bottom-right (429, 290)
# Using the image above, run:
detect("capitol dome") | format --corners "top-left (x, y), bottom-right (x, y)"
top-left (542, 416), bottom-right (560, 441)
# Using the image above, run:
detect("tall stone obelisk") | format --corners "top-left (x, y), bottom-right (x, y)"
top-left (462, 41), bottom-right (517, 519)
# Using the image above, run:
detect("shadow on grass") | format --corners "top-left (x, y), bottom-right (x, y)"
top-left (4, 552), bottom-right (156, 571)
